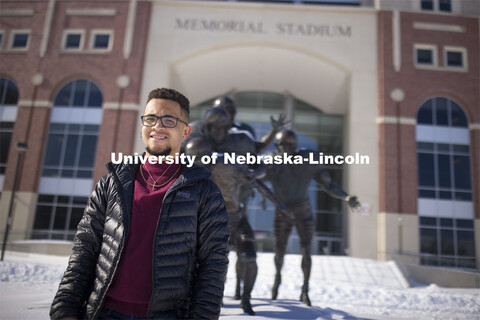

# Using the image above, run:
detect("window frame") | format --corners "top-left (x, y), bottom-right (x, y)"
top-left (444, 46), bottom-right (467, 71)
top-left (89, 29), bottom-right (114, 52)
top-left (414, 44), bottom-right (438, 69)
top-left (9, 29), bottom-right (31, 51)
top-left (61, 29), bottom-right (85, 52)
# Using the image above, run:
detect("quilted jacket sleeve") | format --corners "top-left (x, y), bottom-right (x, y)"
top-left (188, 179), bottom-right (230, 320)
top-left (50, 176), bottom-right (109, 319)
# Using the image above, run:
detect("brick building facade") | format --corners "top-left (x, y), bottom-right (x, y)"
top-left (1, 0), bottom-right (478, 270)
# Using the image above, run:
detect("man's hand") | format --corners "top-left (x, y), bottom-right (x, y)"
top-left (345, 195), bottom-right (361, 209)
top-left (270, 113), bottom-right (289, 132)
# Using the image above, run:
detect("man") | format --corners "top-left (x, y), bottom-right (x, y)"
top-left (50, 88), bottom-right (230, 320)
top-left (264, 129), bottom-right (360, 306)
top-left (185, 137), bottom-right (293, 316)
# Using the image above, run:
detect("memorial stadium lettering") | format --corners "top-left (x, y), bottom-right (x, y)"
top-left (175, 19), bottom-right (265, 34)
top-left (276, 23), bottom-right (351, 37)
top-left (175, 18), bottom-right (352, 37)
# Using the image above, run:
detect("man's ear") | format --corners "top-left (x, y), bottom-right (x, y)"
top-left (183, 125), bottom-right (192, 140)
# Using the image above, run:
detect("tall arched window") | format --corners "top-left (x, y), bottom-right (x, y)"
top-left (0, 78), bottom-right (19, 190)
top-left (416, 97), bottom-right (476, 269)
top-left (192, 91), bottom-right (345, 255)
top-left (33, 79), bottom-right (103, 240)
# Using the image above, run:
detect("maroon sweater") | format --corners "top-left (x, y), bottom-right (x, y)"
top-left (103, 162), bottom-right (182, 316)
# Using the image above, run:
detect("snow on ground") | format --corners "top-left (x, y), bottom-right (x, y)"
top-left (1, 250), bottom-right (479, 320)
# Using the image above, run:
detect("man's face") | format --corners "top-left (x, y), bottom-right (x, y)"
top-left (142, 98), bottom-right (191, 157)
top-left (207, 124), bottom-right (227, 145)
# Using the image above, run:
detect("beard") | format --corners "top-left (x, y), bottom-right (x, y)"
top-left (146, 146), bottom-right (172, 157)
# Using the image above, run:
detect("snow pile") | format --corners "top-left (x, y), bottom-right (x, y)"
top-left (1, 251), bottom-right (479, 320)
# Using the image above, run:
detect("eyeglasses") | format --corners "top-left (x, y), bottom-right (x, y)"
top-left (141, 115), bottom-right (188, 128)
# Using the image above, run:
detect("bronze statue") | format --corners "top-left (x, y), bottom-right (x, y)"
top-left (185, 136), bottom-right (292, 316)
top-left (263, 129), bottom-right (360, 306)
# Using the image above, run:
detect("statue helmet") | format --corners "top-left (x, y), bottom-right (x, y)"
top-left (213, 96), bottom-right (236, 118)
top-left (203, 106), bottom-right (231, 127)
top-left (275, 129), bottom-right (298, 150)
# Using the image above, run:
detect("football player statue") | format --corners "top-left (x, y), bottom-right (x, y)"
top-left (263, 129), bottom-right (361, 306)
top-left (185, 137), bottom-right (293, 316)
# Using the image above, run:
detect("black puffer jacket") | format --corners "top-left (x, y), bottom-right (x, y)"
top-left (50, 162), bottom-right (229, 320)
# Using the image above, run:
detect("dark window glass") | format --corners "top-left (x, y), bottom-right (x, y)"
top-left (437, 143), bottom-right (449, 152)
top-left (417, 100), bottom-right (433, 124)
top-left (61, 169), bottom-right (75, 178)
top-left (421, 256), bottom-right (439, 266)
top-left (78, 135), bottom-right (97, 167)
top-left (50, 123), bottom-right (66, 131)
top-left (54, 82), bottom-right (73, 106)
top-left (421, 0), bottom-right (434, 10)
top-left (73, 196), bottom-right (88, 205)
top-left (439, 191), bottom-right (451, 199)
top-left (57, 196), bottom-right (69, 204)
top-left (54, 80), bottom-right (102, 108)
top-left (455, 192), bottom-right (472, 201)
top-left (435, 97), bottom-right (449, 126)
top-left (420, 228), bottom-right (438, 254)
top-left (43, 134), bottom-right (64, 166)
top-left (4, 80), bottom-right (19, 105)
top-left (77, 170), bottom-right (93, 178)
top-left (417, 142), bottom-right (434, 151)
top-left (73, 80), bottom-right (87, 107)
top-left (33, 205), bottom-right (53, 229)
top-left (0, 130), bottom-right (12, 173)
top-left (456, 219), bottom-right (473, 229)
top-left (456, 231), bottom-right (475, 256)
top-left (84, 125), bottom-right (100, 132)
top-left (316, 212), bottom-right (342, 234)
top-left (419, 189), bottom-right (436, 198)
top-left (440, 218), bottom-right (453, 227)
top-left (63, 134), bottom-right (79, 166)
top-left (87, 85), bottom-right (102, 108)
top-left (440, 257), bottom-right (456, 267)
top-left (69, 124), bottom-right (81, 133)
top-left (446, 51), bottom-right (463, 67)
top-left (65, 34), bottom-right (81, 49)
top-left (450, 102), bottom-right (467, 127)
top-left (69, 207), bottom-right (84, 229)
top-left (418, 153), bottom-right (435, 187)
top-left (42, 168), bottom-right (59, 177)
top-left (437, 154), bottom-right (451, 188)
top-left (439, 0), bottom-right (451, 12)
top-left (53, 206), bottom-right (68, 229)
top-left (417, 49), bottom-right (433, 64)
top-left (38, 194), bottom-right (55, 203)
top-left (420, 217), bottom-right (437, 226)
top-left (453, 144), bottom-right (469, 153)
top-left (0, 34), bottom-right (3, 47)
top-left (93, 34), bottom-right (110, 49)
top-left (453, 156), bottom-right (471, 189)
top-left (440, 229), bottom-right (454, 255)
top-left (12, 33), bottom-right (29, 48)
top-left (1, 78), bottom-right (19, 105)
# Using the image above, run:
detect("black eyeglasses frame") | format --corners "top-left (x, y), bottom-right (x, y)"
top-left (140, 115), bottom-right (188, 128)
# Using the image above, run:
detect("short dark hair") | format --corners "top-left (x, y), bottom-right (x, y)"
top-left (147, 88), bottom-right (190, 121)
